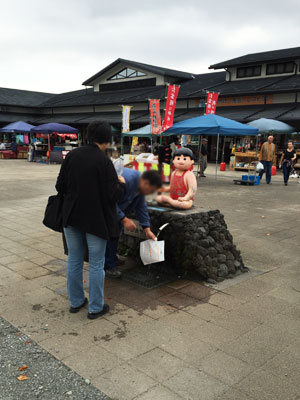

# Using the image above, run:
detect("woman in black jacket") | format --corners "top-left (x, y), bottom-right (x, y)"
top-left (56, 120), bottom-right (125, 319)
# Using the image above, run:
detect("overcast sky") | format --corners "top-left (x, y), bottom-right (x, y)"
top-left (1, 0), bottom-right (300, 93)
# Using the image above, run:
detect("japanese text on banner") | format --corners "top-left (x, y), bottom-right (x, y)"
top-left (162, 85), bottom-right (180, 132)
top-left (122, 105), bottom-right (132, 133)
top-left (205, 92), bottom-right (219, 115)
top-left (149, 99), bottom-right (162, 134)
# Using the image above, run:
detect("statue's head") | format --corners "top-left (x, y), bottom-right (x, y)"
top-left (173, 148), bottom-right (194, 171)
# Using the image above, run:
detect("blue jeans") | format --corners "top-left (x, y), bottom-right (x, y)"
top-left (64, 226), bottom-right (107, 313)
top-left (105, 237), bottom-right (119, 269)
top-left (260, 161), bottom-right (272, 184)
top-left (105, 222), bottom-right (121, 270)
top-left (282, 162), bottom-right (291, 184)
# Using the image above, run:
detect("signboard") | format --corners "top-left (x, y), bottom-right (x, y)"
top-left (217, 94), bottom-right (273, 107)
top-left (122, 105), bottom-right (132, 132)
top-left (162, 84), bottom-right (180, 131)
top-left (205, 92), bottom-right (219, 114)
top-left (149, 99), bottom-right (162, 134)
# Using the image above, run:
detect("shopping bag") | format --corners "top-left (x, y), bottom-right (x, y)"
top-left (256, 162), bottom-right (264, 172)
top-left (140, 239), bottom-right (165, 265)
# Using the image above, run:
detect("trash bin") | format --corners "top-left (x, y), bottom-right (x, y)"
top-left (220, 162), bottom-right (226, 171)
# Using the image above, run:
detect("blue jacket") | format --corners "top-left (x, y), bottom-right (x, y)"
top-left (117, 168), bottom-right (150, 228)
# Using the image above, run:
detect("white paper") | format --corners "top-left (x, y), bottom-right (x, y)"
top-left (140, 239), bottom-right (165, 265)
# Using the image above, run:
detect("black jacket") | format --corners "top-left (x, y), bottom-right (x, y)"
top-left (56, 144), bottom-right (125, 240)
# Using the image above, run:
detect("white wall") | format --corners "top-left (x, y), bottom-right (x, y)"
top-left (88, 62), bottom-right (166, 92)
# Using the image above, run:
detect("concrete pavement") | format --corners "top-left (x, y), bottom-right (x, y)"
top-left (1, 159), bottom-right (300, 400)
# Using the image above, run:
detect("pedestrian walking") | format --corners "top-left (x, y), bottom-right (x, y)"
top-left (56, 120), bottom-right (126, 319)
top-left (258, 135), bottom-right (276, 184)
top-left (279, 140), bottom-right (297, 185)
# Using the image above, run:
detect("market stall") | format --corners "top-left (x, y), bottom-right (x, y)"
top-left (30, 123), bottom-right (79, 163)
top-left (121, 125), bottom-right (175, 182)
top-left (163, 114), bottom-right (259, 178)
top-left (0, 121), bottom-right (34, 159)
top-left (248, 118), bottom-right (295, 167)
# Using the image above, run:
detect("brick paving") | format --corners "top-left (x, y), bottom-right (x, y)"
top-left (1, 159), bottom-right (300, 400)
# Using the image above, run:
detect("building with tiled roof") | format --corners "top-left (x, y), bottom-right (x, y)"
top-left (1, 48), bottom-right (300, 131)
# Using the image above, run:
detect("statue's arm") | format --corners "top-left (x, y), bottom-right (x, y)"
top-left (179, 171), bottom-right (197, 201)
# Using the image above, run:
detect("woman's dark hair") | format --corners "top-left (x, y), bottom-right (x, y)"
top-left (87, 120), bottom-right (112, 144)
top-left (141, 170), bottom-right (162, 188)
top-left (173, 147), bottom-right (194, 160)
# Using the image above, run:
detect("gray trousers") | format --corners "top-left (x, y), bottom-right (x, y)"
top-left (200, 155), bottom-right (207, 176)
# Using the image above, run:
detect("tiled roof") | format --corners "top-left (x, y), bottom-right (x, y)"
top-left (210, 46), bottom-right (300, 69)
top-left (82, 58), bottom-right (196, 85)
top-left (0, 87), bottom-right (55, 107)
top-left (40, 72), bottom-right (226, 108)
top-left (207, 74), bottom-right (300, 96)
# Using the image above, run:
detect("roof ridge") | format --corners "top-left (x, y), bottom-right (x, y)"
top-left (0, 86), bottom-right (56, 95)
top-left (82, 58), bottom-right (195, 86)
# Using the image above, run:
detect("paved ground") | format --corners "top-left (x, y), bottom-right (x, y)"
top-left (1, 159), bottom-right (300, 400)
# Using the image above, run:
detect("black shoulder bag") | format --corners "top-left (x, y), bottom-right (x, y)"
top-left (43, 193), bottom-right (64, 233)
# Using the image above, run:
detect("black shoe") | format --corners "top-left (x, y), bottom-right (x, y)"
top-left (88, 304), bottom-right (110, 320)
top-left (201, 174), bottom-right (206, 177)
top-left (106, 268), bottom-right (122, 279)
top-left (284, 183), bottom-right (288, 186)
top-left (115, 257), bottom-right (125, 267)
top-left (69, 297), bottom-right (88, 314)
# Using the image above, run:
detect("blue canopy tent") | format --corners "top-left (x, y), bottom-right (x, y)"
top-left (121, 124), bottom-right (162, 154)
top-left (163, 114), bottom-right (259, 136)
top-left (31, 122), bottom-right (78, 134)
top-left (163, 114), bottom-right (259, 177)
top-left (0, 121), bottom-right (35, 133)
top-left (31, 123), bottom-right (79, 164)
top-left (123, 124), bottom-right (153, 138)
top-left (0, 121), bottom-right (35, 148)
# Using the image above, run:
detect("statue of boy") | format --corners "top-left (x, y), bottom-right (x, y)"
top-left (156, 147), bottom-right (197, 209)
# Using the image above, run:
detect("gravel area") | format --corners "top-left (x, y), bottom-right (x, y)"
top-left (0, 317), bottom-right (110, 400)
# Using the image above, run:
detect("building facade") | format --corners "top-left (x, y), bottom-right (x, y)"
top-left (1, 47), bottom-right (300, 135)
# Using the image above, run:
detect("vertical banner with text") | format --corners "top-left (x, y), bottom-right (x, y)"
top-left (122, 105), bottom-right (132, 132)
top-left (205, 92), bottom-right (219, 114)
top-left (149, 99), bottom-right (162, 134)
top-left (162, 84), bottom-right (180, 132)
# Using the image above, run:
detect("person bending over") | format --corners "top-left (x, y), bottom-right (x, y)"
top-left (105, 169), bottom-right (162, 278)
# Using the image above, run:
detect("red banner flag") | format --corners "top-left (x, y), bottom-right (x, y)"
top-left (205, 92), bottom-right (219, 114)
top-left (149, 99), bottom-right (162, 134)
top-left (162, 85), bottom-right (180, 132)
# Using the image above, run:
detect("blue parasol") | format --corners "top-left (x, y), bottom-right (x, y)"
top-left (163, 114), bottom-right (258, 136)
top-left (31, 122), bottom-right (78, 134)
top-left (0, 121), bottom-right (35, 133)
top-left (247, 118), bottom-right (294, 134)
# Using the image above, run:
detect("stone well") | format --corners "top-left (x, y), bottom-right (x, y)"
top-left (119, 206), bottom-right (248, 283)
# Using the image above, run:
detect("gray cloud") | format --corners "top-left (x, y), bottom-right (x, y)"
top-left (0, 0), bottom-right (299, 93)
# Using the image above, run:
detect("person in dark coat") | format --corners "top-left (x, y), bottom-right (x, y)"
top-left (56, 120), bottom-right (125, 320)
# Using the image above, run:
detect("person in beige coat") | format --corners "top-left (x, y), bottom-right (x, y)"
top-left (258, 136), bottom-right (276, 184)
